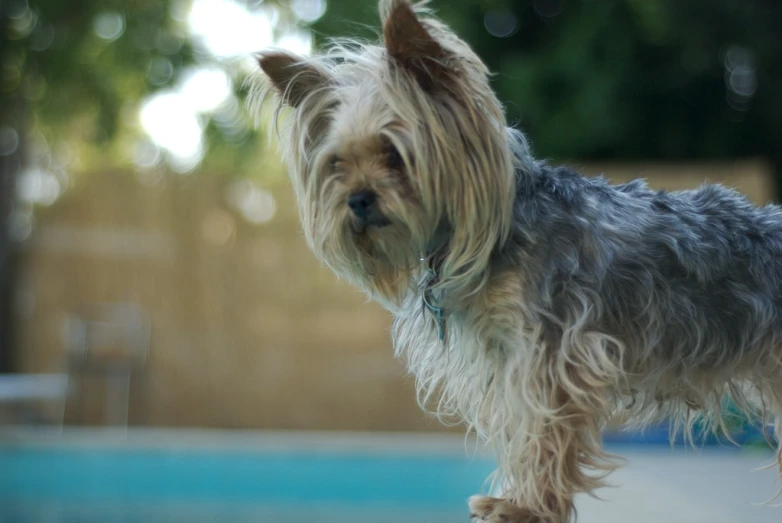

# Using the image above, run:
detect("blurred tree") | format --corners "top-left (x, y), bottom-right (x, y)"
top-left (0, 0), bottom-right (195, 369)
top-left (0, 0), bottom-right (297, 367)
top-left (0, 0), bottom-right (17, 371)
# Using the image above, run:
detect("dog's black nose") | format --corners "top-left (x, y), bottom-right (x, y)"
top-left (348, 190), bottom-right (376, 218)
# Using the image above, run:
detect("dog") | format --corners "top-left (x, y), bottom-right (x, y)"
top-left (252, 1), bottom-right (782, 521)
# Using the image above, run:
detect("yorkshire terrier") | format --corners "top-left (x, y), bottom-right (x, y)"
top-left (253, 1), bottom-right (782, 521)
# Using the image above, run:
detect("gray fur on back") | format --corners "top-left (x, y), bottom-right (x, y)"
top-left (504, 129), bottom-right (782, 388)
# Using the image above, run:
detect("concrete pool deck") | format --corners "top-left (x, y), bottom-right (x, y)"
top-left (577, 447), bottom-right (781, 523)
top-left (1, 427), bottom-right (780, 522)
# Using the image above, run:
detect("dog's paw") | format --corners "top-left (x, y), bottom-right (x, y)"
top-left (468, 496), bottom-right (544, 522)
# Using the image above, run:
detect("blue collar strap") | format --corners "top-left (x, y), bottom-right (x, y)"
top-left (419, 262), bottom-right (446, 342)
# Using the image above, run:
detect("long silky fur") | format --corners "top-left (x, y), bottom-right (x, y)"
top-left (251, 0), bottom-right (782, 520)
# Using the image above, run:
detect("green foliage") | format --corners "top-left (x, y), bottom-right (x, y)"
top-left (314, 0), bottom-right (782, 185)
top-left (0, 0), bottom-right (298, 181)
top-left (2, 0), bottom-right (780, 188)
top-left (3, 1), bottom-right (188, 146)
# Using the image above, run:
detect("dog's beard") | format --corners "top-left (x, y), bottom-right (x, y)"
top-left (311, 186), bottom-right (428, 310)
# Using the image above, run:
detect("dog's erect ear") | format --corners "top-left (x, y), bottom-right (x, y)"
top-left (258, 50), bottom-right (332, 108)
top-left (381, 0), bottom-right (451, 91)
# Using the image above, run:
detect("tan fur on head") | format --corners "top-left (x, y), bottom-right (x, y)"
top-left (253, 0), bottom-right (515, 310)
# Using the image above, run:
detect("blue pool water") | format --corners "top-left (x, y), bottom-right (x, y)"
top-left (0, 442), bottom-right (497, 522)
top-left (2, 429), bottom-right (777, 523)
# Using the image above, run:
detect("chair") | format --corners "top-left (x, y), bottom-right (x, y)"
top-left (62, 301), bottom-right (151, 428)
top-left (0, 373), bottom-right (70, 426)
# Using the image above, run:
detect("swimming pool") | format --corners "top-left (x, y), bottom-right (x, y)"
top-left (0, 429), bottom-right (496, 523)
top-left (2, 428), bottom-right (779, 523)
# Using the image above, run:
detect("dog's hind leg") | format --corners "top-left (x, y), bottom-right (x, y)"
top-left (748, 377), bottom-right (782, 502)
top-left (771, 393), bottom-right (782, 478)
top-left (763, 381), bottom-right (782, 479)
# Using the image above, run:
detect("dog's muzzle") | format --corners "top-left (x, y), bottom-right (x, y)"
top-left (348, 190), bottom-right (390, 229)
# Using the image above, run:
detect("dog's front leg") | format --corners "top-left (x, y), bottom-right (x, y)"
top-left (469, 335), bottom-right (622, 522)
top-left (468, 394), bottom-right (613, 522)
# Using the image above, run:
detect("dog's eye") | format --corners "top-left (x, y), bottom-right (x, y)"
top-left (387, 145), bottom-right (405, 171)
top-left (329, 155), bottom-right (342, 171)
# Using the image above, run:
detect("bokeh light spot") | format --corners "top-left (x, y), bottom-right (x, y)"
top-left (179, 67), bottom-right (232, 113)
top-left (188, 0), bottom-right (273, 58)
top-left (139, 93), bottom-right (204, 172)
top-left (9, 209), bottom-right (33, 242)
top-left (277, 30), bottom-right (313, 56)
top-left (292, 0), bottom-right (327, 23)
top-left (6, 0), bottom-right (29, 19)
top-left (9, 4), bottom-right (36, 38)
top-left (29, 23), bottom-right (55, 51)
top-left (155, 31), bottom-right (183, 55)
top-left (93, 11), bottom-right (126, 42)
top-left (0, 127), bottom-right (20, 156)
top-left (17, 168), bottom-right (62, 206)
top-left (147, 56), bottom-right (174, 86)
top-left (722, 44), bottom-right (756, 112)
top-left (132, 139), bottom-right (162, 170)
top-left (226, 180), bottom-right (277, 225)
top-left (484, 10), bottom-right (518, 38)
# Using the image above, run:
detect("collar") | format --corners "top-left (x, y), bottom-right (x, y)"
top-left (419, 252), bottom-right (446, 342)
top-left (419, 223), bottom-right (450, 342)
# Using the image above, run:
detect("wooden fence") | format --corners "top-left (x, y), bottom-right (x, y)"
top-left (12, 158), bottom-right (775, 431)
